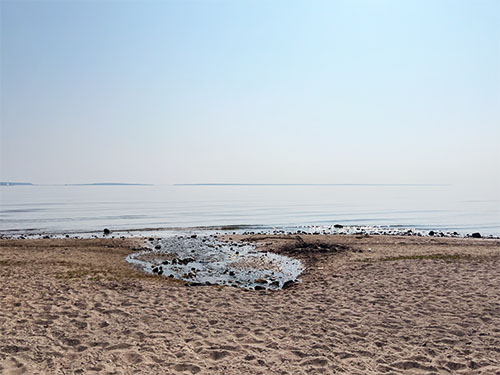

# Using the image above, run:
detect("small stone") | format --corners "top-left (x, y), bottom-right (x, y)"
top-left (155, 245), bottom-right (161, 250)
top-left (429, 231), bottom-right (435, 236)
top-left (103, 228), bottom-right (111, 235)
top-left (190, 234), bottom-right (197, 239)
top-left (334, 224), bottom-right (343, 229)
top-left (471, 232), bottom-right (481, 238)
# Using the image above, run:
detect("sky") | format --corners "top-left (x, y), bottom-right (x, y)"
top-left (1, 0), bottom-right (499, 188)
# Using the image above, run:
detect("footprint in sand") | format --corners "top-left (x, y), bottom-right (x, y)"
top-left (122, 351), bottom-right (144, 365)
top-left (0, 357), bottom-right (28, 375)
top-left (300, 356), bottom-right (329, 367)
top-left (173, 363), bottom-right (201, 374)
top-left (208, 350), bottom-right (231, 361)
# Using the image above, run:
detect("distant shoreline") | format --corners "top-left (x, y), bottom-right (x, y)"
top-left (174, 183), bottom-right (449, 186)
top-left (1, 183), bottom-right (449, 187)
top-left (0, 182), bottom-right (152, 186)
top-left (0, 182), bottom-right (33, 186)
top-left (64, 183), bottom-right (153, 186)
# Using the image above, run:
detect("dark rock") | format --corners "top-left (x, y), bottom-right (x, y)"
top-left (229, 271), bottom-right (235, 276)
top-left (334, 224), bottom-right (344, 229)
top-left (282, 280), bottom-right (295, 289)
top-left (429, 231), bottom-right (435, 236)
top-left (178, 257), bottom-right (195, 265)
top-left (254, 278), bottom-right (268, 284)
top-left (152, 267), bottom-right (159, 274)
top-left (154, 245), bottom-right (161, 250)
top-left (254, 285), bottom-right (265, 290)
top-left (471, 232), bottom-right (481, 238)
top-left (148, 238), bottom-right (154, 241)
top-left (185, 282), bottom-right (203, 287)
top-left (190, 234), bottom-right (197, 239)
top-left (103, 228), bottom-right (111, 235)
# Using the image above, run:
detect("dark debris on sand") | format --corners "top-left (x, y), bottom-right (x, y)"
top-left (243, 235), bottom-right (352, 266)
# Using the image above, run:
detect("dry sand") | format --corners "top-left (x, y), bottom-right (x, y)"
top-left (0, 235), bottom-right (499, 374)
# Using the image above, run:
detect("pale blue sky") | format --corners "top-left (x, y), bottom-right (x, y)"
top-left (1, 0), bottom-right (499, 188)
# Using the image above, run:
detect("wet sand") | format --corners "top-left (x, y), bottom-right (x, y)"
top-left (1, 235), bottom-right (499, 374)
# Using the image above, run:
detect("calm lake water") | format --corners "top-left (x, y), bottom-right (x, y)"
top-left (0, 184), bottom-right (499, 236)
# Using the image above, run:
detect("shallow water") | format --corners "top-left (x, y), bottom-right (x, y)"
top-left (1, 184), bottom-right (499, 236)
top-left (126, 236), bottom-right (303, 290)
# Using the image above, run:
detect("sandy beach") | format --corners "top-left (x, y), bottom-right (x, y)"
top-left (1, 235), bottom-right (499, 374)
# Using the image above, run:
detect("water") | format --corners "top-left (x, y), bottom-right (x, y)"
top-left (0, 184), bottom-right (499, 236)
top-left (126, 236), bottom-right (303, 290)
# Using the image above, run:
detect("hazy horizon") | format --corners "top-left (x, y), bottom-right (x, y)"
top-left (1, 0), bottom-right (499, 193)
top-left (1, 181), bottom-right (451, 186)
